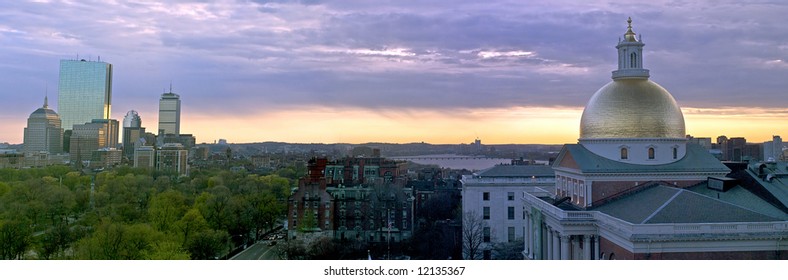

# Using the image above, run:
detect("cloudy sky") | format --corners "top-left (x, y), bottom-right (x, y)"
top-left (1, 0), bottom-right (787, 145)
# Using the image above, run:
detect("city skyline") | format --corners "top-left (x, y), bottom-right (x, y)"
top-left (1, 1), bottom-right (787, 145)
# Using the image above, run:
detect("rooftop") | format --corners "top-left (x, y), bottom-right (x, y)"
top-left (475, 164), bottom-right (555, 178)
top-left (555, 143), bottom-right (729, 174)
top-left (592, 184), bottom-right (782, 224)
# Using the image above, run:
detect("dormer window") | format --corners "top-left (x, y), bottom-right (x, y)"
top-left (648, 147), bottom-right (655, 159)
top-left (620, 148), bottom-right (628, 160)
top-left (672, 147), bottom-right (678, 159)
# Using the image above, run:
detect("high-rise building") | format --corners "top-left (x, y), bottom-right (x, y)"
top-left (721, 137), bottom-right (748, 161)
top-left (158, 91), bottom-right (181, 136)
top-left (70, 119), bottom-right (119, 166)
top-left (23, 96), bottom-right (63, 154)
top-left (764, 135), bottom-right (783, 161)
top-left (58, 59), bottom-right (113, 131)
top-left (122, 110), bottom-right (146, 160)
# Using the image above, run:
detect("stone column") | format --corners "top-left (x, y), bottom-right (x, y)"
top-left (546, 227), bottom-right (553, 260)
top-left (525, 214), bottom-right (532, 258)
top-left (594, 235), bottom-right (601, 260)
top-left (552, 231), bottom-right (561, 260)
top-left (583, 235), bottom-right (591, 260)
top-left (560, 235), bottom-right (570, 260)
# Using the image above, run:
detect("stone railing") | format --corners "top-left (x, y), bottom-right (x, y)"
top-left (463, 177), bottom-right (554, 185)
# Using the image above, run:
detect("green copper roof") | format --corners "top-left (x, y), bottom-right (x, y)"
top-left (594, 184), bottom-right (782, 224)
top-left (554, 143), bottom-right (730, 174)
top-left (476, 165), bottom-right (555, 177)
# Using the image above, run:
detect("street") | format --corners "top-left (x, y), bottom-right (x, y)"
top-left (229, 241), bottom-right (282, 260)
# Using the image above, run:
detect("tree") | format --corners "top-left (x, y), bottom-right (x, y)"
top-left (147, 190), bottom-right (187, 232)
top-left (462, 211), bottom-right (486, 260)
top-left (278, 238), bottom-right (307, 260)
top-left (186, 229), bottom-right (230, 259)
top-left (307, 236), bottom-right (338, 259)
top-left (36, 221), bottom-right (73, 260)
top-left (0, 218), bottom-right (32, 259)
top-left (175, 208), bottom-right (209, 247)
top-left (492, 238), bottom-right (524, 260)
top-left (144, 241), bottom-right (190, 260)
top-left (73, 220), bottom-right (165, 260)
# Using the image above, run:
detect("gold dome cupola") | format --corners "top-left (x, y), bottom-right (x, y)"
top-left (612, 17), bottom-right (649, 80)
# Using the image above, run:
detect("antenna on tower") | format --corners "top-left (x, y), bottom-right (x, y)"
top-left (169, 81), bottom-right (173, 93)
top-left (44, 83), bottom-right (48, 108)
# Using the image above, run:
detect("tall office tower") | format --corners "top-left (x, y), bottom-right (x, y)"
top-left (158, 91), bottom-right (181, 136)
top-left (23, 96), bottom-right (64, 154)
top-left (58, 59), bottom-right (113, 131)
top-left (122, 110), bottom-right (146, 160)
top-left (70, 119), bottom-right (119, 165)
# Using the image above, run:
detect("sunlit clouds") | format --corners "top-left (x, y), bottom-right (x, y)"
top-left (1, 1), bottom-right (787, 144)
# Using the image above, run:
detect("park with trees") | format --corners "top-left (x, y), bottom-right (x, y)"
top-left (0, 164), bottom-right (293, 260)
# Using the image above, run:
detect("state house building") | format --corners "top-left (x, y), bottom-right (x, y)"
top-left (521, 18), bottom-right (788, 260)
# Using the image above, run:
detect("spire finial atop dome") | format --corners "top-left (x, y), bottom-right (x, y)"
top-left (44, 95), bottom-right (48, 108)
top-left (624, 17), bottom-right (637, 42)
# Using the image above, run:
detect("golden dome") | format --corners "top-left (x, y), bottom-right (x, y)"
top-left (579, 79), bottom-right (685, 139)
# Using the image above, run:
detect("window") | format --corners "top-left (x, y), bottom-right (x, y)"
top-left (507, 192), bottom-right (514, 201)
top-left (483, 227), bottom-right (490, 243)
top-left (630, 52), bottom-right (637, 68)
top-left (507, 207), bottom-right (515, 220)
top-left (620, 148), bottom-right (628, 159)
top-left (673, 147), bottom-right (678, 159)
top-left (508, 227), bottom-right (515, 242)
top-left (483, 192), bottom-right (490, 201)
top-left (483, 207), bottom-right (490, 220)
top-left (648, 147), bottom-right (655, 159)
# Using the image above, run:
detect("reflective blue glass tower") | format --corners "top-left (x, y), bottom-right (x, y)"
top-left (58, 59), bottom-right (113, 130)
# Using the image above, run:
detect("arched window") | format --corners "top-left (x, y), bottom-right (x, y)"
top-left (630, 52), bottom-right (637, 68)
top-left (648, 147), bottom-right (655, 160)
top-left (620, 148), bottom-right (628, 160)
top-left (673, 147), bottom-right (678, 159)
top-left (609, 253), bottom-right (616, 260)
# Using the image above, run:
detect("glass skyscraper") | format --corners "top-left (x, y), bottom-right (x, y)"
top-left (58, 59), bottom-right (113, 131)
top-left (158, 92), bottom-right (181, 135)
